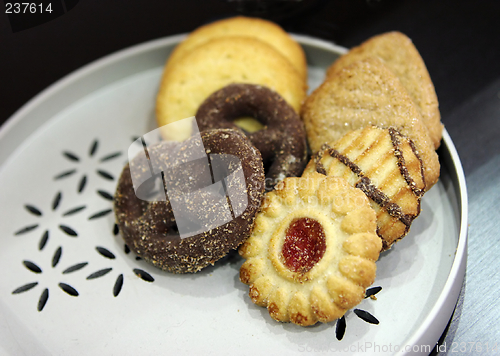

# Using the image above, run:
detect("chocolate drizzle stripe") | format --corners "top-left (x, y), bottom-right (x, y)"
top-left (408, 138), bottom-right (426, 194)
top-left (389, 128), bottom-right (425, 197)
top-left (314, 145), bottom-right (328, 176)
top-left (322, 148), bottom-right (413, 227)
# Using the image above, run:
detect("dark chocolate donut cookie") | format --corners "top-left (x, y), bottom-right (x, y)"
top-left (114, 129), bottom-right (266, 273)
top-left (195, 83), bottom-right (308, 189)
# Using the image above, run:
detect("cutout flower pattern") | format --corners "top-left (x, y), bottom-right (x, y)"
top-left (12, 246), bottom-right (88, 311)
top-left (54, 138), bottom-right (122, 194)
top-left (14, 191), bottom-right (86, 250)
top-left (86, 245), bottom-right (154, 297)
top-left (335, 286), bottom-right (382, 340)
top-left (10, 134), bottom-right (381, 342)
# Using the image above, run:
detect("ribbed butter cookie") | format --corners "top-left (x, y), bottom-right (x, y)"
top-left (239, 173), bottom-right (381, 326)
top-left (303, 126), bottom-right (425, 250)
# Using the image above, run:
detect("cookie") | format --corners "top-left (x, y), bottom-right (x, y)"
top-left (239, 173), bottom-right (381, 326)
top-left (303, 126), bottom-right (425, 250)
top-left (114, 129), bottom-right (266, 273)
top-left (196, 83), bottom-right (308, 189)
top-left (164, 16), bottom-right (307, 81)
top-left (302, 57), bottom-right (440, 189)
top-left (156, 36), bottom-right (307, 141)
top-left (326, 32), bottom-right (442, 148)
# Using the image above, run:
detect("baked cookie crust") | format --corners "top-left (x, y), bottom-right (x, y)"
top-left (239, 174), bottom-right (381, 326)
top-left (326, 32), bottom-right (442, 148)
top-left (303, 126), bottom-right (425, 250)
top-left (302, 57), bottom-right (440, 189)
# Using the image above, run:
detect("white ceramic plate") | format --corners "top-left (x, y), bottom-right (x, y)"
top-left (0, 34), bottom-right (467, 356)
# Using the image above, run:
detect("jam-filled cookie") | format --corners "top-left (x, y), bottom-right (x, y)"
top-left (239, 173), bottom-right (381, 326)
top-left (303, 126), bottom-right (425, 250)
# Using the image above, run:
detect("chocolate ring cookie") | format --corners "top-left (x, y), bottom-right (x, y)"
top-left (196, 83), bottom-right (308, 189)
top-left (114, 129), bottom-right (266, 273)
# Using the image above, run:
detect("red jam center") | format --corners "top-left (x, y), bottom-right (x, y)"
top-left (281, 217), bottom-right (326, 273)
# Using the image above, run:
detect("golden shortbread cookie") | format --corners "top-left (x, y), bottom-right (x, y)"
top-left (302, 57), bottom-right (440, 189)
top-left (165, 16), bottom-right (307, 81)
top-left (239, 174), bottom-right (381, 326)
top-left (326, 32), bottom-right (442, 148)
top-left (303, 126), bottom-right (425, 250)
top-left (156, 36), bottom-right (306, 141)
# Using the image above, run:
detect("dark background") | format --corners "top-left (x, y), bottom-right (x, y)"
top-left (1, 0), bottom-right (500, 130)
top-left (1, 0), bottom-right (500, 353)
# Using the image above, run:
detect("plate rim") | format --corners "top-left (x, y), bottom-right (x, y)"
top-left (0, 33), bottom-right (468, 356)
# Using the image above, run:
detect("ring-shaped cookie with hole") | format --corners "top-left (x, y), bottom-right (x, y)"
top-left (239, 172), bottom-right (382, 326)
top-left (196, 83), bottom-right (308, 189)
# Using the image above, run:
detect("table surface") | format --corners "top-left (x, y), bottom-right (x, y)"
top-left (1, 1), bottom-right (499, 354)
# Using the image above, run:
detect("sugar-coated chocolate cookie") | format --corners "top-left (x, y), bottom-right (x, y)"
top-left (115, 129), bottom-right (265, 273)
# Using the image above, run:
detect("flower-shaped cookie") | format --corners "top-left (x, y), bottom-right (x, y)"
top-left (239, 173), bottom-right (382, 326)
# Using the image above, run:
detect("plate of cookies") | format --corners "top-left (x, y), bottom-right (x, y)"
top-left (0, 17), bottom-right (467, 356)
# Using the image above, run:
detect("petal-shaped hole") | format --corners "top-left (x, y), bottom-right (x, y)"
top-left (78, 175), bottom-right (87, 193)
top-left (63, 151), bottom-right (80, 162)
top-left (25, 205), bottom-right (42, 216)
top-left (59, 283), bottom-right (79, 296)
top-left (96, 170), bottom-right (114, 180)
top-left (63, 262), bottom-right (88, 274)
top-left (89, 139), bottom-right (99, 157)
top-left (52, 247), bottom-right (62, 267)
top-left (14, 224), bottom-right (39, 235)
top-left (59, 225), bottom-right (77, 236)
top-left (365, 286), bottom-right (382, 298)
top-left (353, 309), bottom-right (379, 324)
top-left (113, 224), bottom-right (120, 236)
top-left (96, 247), bottom-right (115, 259)
top-left (12, 282), bottom-right (38, 294)
top-left (133, 269), bottom-right (154, 282)
top-left (86, 268), bottom-right (112, 279)
top-left (97, 190), bottom-right (114, 201)
top-left (38, 288), bottom-right (49, 311)
top-left (88, 209), bottom-right (112, 220)
top-left (54, 169), bottom-right (77, 180)
top-left (100, 152), bottom-right (122, 162)
top-left (113, 274), bottom-right (124, 297)
top-left (335, 316), bottom-right (346, 340)
top-left (23, 261), bottom-right (42, 273)
top-left (62, 206), bottom-right (86, 216)
top-left (39, 230), bottom-right (49, 250)
top-left (52, 192), bottom-right (62, 211)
